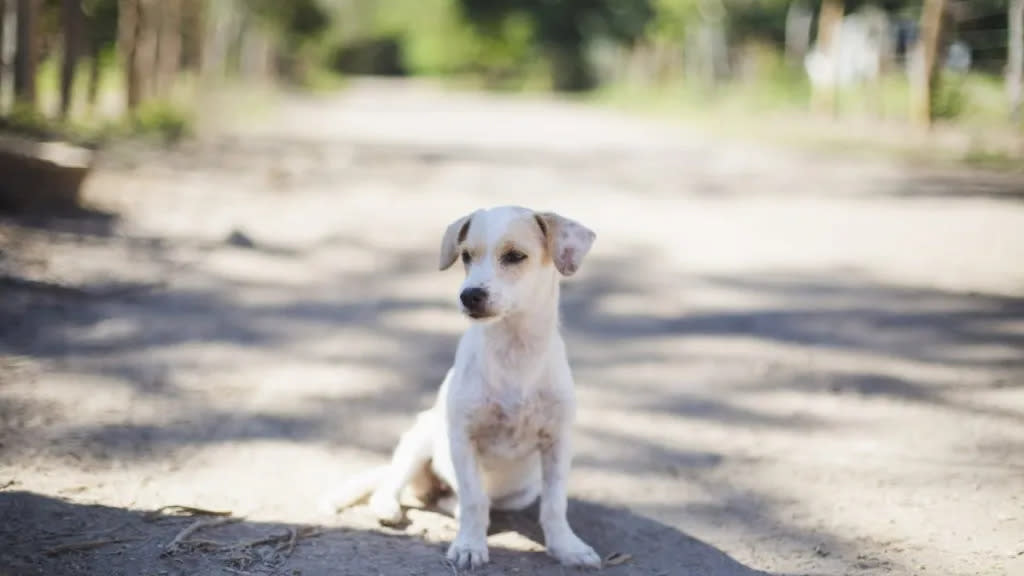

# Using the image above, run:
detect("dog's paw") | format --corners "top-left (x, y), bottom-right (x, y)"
top-left (368, 491), bottom-right (403, 525)
top-left (548, 534), bottom-right (601, 568)
top-left (447, 538), bottom-right (489, 569)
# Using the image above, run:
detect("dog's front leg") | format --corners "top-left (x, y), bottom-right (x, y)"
top-left (446, 424), bottom-right (490, 569)
top-left (539, 424), bottom-right (601, 568)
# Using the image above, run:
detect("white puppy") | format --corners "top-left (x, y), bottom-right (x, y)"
top-left (324, 205), bottom-right (600, 569)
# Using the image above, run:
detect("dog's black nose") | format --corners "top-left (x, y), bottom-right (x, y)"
top-left (460, 287), bottom-right (488, 311)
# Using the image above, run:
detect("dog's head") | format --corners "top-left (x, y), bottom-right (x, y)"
top-left (439, 206), bottom-right (595, 321)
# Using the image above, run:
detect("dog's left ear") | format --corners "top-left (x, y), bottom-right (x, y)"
top-left (534, 212), bottom-right (596, 276)
top-left (439, 211), bottom-right (477, 270)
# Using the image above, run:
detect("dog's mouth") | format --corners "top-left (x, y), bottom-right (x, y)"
top-left (463, 308), bottom-right (498, 321)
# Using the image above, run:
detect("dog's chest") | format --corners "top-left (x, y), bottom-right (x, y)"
top-left (467, 389), bottom-right (558, 461)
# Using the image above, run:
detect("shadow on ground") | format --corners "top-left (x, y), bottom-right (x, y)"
top-left (1, 213), bottom-right (1021, 469)
top-left (0, 222), bottom-right (460, 460)
top-left (879, 172), bottom-right (1024, 202)
top-left (2, 139), bottom-right (1023, 576)
top-left (0, 490), bottom-right (776, 576)
top-left (564, 256), bottom-right (1024, 422)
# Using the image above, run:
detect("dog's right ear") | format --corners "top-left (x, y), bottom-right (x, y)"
top-left (534, 211), bottom-right (596, 276)
top-left (439, 211), bottom-right (476, 270)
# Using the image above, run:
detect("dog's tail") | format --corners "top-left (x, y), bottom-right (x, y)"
top-left (319, 466), bottom-right (388, 514)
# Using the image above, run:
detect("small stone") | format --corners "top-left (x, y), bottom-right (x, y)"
top-left (226, 229), bottom-right (256, 248)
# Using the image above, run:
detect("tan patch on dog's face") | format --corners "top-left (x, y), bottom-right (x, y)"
top-left (494, 216), bottom-right (547, 280)
top-left (457, 214), bottom-right (547, 275)
top-left (532, 214), bottom-right (553, 265)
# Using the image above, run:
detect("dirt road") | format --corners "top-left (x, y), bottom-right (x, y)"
top-left (2, 80), bottom-right (1023, 576)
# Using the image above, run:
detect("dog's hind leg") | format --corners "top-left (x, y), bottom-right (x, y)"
top-left (368, 409), bottom-right (435, 524)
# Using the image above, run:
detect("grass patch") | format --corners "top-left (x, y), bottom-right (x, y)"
top-left (297, 66), bottom-right (350, 93)
top-left (129, 100), bottom-right (194, 143)
top-left (590, 68), bottom-right (1023, 171)
top-left (8, 53), bottom-right (210, 145)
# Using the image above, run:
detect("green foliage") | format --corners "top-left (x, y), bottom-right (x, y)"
top-left (726, 0), bottom-right (791, 45)
top-left (932, 75), bottom-right (966, 120)
top-left (287, 1), bottom-right (331, 39)
top-left (458, 0), bottom-right (654, 47)
top-left (235, 0), bottom-right (332, 85)
top-left (246, 0), bottom-right (330, 49)
top-left (378, 0), bottom-right (477, 74)
top-left (457, 0), bottom-right (654, 91)
top-left (323, 0), bottom-right (544, 88)
top-left (300, 66), bottom-right (349, 92)
top-left (397, 0), bottom-right (496, 75)
top-left (130, 100), bottom-right (194, 143)
top-left (82, 0), bottom-right (120, 51)
top-left (0, 104), bottom-right (118, 148)
top-left (465, 13), bottom-right (536, 75)
top-left (330, 36), bottom-right (406, 76)
top-left (647, 0), bottom-right (699, 42)
top-left (0, 105), bottom-right (62, 140)
top-left (733, 41), bottom-right (809, 105)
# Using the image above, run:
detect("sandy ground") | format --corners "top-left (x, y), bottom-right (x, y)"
top-left (2, 79), bottom-right (1023, 576)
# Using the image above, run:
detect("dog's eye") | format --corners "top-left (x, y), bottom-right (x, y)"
top-left (501, 250), bottom-right (527, 265)
top-left (461, 250), bottom-right (471, 264)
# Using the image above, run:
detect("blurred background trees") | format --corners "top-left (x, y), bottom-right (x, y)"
top-left (0, 0), bottom-right (1020, 142)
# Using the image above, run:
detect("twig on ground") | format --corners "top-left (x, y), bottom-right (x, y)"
top-left (159, 514), bottom-right (320, 565)
top-left (145, 504), bottom-right (233, 521)
top-left (0, 479), bottom-right (15, 490)
top-left (604, 552), bottom-right (633, 566)
top-left (180, 538), bottom-right (225, 550)
top-left (234, 532), bottom-right (288, 549)
top-left (236, 526), bottom-right (322, 553)
top-left (165, 517), bottom-right (241, 553)
top-left (276, 527), bottom-right (298, 556)
top-left (44, 537), bottom-right (135, 556)
top-left (293, 526), bottom-right (323, 545)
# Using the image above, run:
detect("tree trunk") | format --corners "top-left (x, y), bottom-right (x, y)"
top-left (1009, 0), bottom-right (1023, 122)
top-left (239, 16), bottom-right (272, 81)
top-left (0, 0), bottom-right (6, 102)
top-left (1, 0), bottom-right (15, 112)
top-left (180, 0), bottom-right (203, 72)
top-left (118, 0), bottom-right (140, 109)
top-left (86, 41), bottom-right (99, 109)
top-left (136, 0), bottom-right (158, 101)
top-left (118, 0), bottom-right (159, 110)
top-left (60, 0), bottom-right (84, 119)
top-left (201, 0), bottom-right (240, 83)
top-left (199, 0), bottom-right (219, 81)
top-left (811, 0), bottom-right (843, 116)
top-left (79, 0), bottom-right (99, 111)
top-left (155, 0), bottom-right (181, 97)
top-left (910, 0), bottom-right (946, 127)
top-left (785, 0), bottom-right (813, 67)
top-left (548, 43), bottom-right (593, 92)
top-left (13, 0), bottom-right (38, 108)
